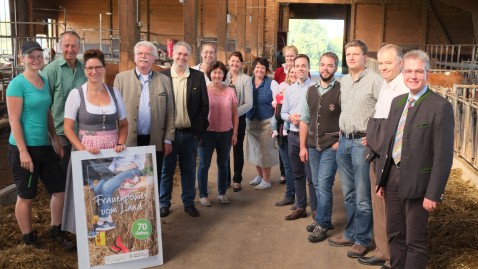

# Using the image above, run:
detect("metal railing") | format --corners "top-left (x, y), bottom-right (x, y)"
top-left (431, 84), bottom-right (478, 170)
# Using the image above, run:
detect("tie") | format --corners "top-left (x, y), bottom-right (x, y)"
top-left (392, 97), bottom-right (415, 165)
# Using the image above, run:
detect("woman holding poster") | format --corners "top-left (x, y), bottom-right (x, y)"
top-left (62, 49), bottom-right (128, 234)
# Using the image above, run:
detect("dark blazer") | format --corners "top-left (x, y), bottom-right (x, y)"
top-left (376, 88), bottom-right (454, 202)
top-left (161, 68), bottom-right (209, 139)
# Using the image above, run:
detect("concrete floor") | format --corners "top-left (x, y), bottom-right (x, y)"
top-left (154, 153), bottom-right (372, 269)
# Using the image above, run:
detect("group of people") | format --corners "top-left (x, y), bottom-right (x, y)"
top-left (6, 29), bottom-right (454, 269)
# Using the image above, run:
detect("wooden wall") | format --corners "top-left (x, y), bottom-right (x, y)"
top-left (26, 0), bottom-right (477, 68)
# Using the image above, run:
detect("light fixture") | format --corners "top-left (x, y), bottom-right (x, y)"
top-left (227, 13), bottom-right (231, 24)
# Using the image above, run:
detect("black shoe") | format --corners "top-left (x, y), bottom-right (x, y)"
top-left (184, 205), bottom-right (200, 217)
top-left (380, 266), bottom-right (391, 269)
top-left (21, 230), bottom-right (42, 249)
top-left (308, 225), bottom-right (329, 243)
top-left (358, 256), bottom-right (386, 266)
top-left (49, 225), bottom-right (76, 251)
top-left (275, 197), bottom-right (295, 206)
top-left (160, 207), bottom-right (170, 218)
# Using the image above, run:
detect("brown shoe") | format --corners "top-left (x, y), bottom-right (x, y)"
top-left (347, 244), bottom-right (372, 258)
top-left (328, 234), bottom-right (354, 247)
top-left (285, 208), bottom-right (307, 220)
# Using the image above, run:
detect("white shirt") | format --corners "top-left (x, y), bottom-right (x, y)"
top-left (374, 73), bottom-right (409, 119)
top-left (64, 83), bottom-right (127, 120)
top-left (192, 64), bottom-right (211, 85)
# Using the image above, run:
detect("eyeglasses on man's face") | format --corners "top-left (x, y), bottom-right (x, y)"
top-left (85, 66), bottom-right (104, 72)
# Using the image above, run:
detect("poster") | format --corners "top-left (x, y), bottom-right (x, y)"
top-left (71, 146), bottom-right (163, 269)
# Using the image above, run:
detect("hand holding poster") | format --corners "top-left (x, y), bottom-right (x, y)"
top-left (71, 146), bottom-right (163, 269)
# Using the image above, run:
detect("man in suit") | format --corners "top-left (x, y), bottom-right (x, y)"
top-left (376, 50), bottom-right (454, 269)
top-left (114, 41), bottom-right (175, 182)
top-left (160, 41), bottom-right (209, 218)
top-left (359, 44), bottom-right (409, 269)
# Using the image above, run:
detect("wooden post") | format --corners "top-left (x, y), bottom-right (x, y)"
top-left (216, 0), bottom-right (227, 63)
top-left (237, 0), bottom-right (246, 56)
top-left (257, 0), bottom-right (265, 57)
top-left (251, 0), bottom-right (258, 58)
top-left (379, 1), bottom-right (385, 47)
top-left (184, 0), bottom-right (198, 66)
top-left (118, 0), bottom-right (140, 72)
top-left (349, 0), bottom-right (356, 41)
top-left (419, 1), bottom-right (428, 49)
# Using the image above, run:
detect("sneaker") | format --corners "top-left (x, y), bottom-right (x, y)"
top-left (217, 195), bottom-right (230, 204)
top-left (306, 222), bottom-right (334, 232)
top-left (347, 244), bottom-right (372, 258)
top-left (200, 197), bottom-right (212, 207)
top-left (254, 180), bottom-right (271, 190)
top-left (21, 230), bottom-right (42, 249)
top-left (87, 229), bottom-right (98, 239)
top-left (275, 197), bottom-right (295, 206)
top-left (249, 176), bottom-right (262, 185)
top-left (308, 225), bottom-right (329, 243)
top-left (95, 221), bottom-right (116, 232)
top-left (306, 222), bottom-right (318, 233)
top-left (328, 234), bottom-right (354, 247)
top-left (49, 225), bottom-right (75, 251)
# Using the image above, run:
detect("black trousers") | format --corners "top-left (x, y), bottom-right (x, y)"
top-left (385, 166), bottom-right (429, 269)
top-left (228, 115), bottom-right (246, 185)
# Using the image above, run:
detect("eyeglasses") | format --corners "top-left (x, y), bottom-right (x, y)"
top-left (403, 69), bottom-right (426, 77)
top-left (85, 66), bottom-right (104, 72)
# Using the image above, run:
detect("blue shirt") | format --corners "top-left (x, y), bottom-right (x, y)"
top-left (135, 68), bottom-right (153, 135)
top-left (246, 77), bottom-right (275, 121)
top-left (281, 78), bottom-right (315, 131)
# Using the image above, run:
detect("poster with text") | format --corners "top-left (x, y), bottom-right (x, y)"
top-left (72, 146), bottom-right (162, 269)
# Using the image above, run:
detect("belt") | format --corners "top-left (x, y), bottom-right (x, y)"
top-left (342, 132), bottom-right (366, 139)
top-left (289, 131), bottom-right (299, 136)
top-left (176, 128), bottom-right (192, 133)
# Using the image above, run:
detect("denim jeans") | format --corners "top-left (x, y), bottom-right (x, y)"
top-left (198, 130), bottom-right (232, 197)
top-left (309, 147), bottom-right (337, 230)
top-left (93, 168), bottom-right (142, 220)
top-left (160, 130), bottom-right (199, 208)
top-left (278, 135), bottom-right (294, 200)
top-left (336, 136), bottom-right (372, 246)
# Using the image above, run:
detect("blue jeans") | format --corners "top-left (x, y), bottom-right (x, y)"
top-left (160, 130), bottom-right (198, 208)
top-left (336, 136), bottom-right (372, 246)
top-left (309, 147), bottom-right (337, 230)
top-left (93, 168), bottom-right (142, 220)
top-left (278, 136), bottom-right (294, 200)
top-left (197, 130), bottom-right (232, 197)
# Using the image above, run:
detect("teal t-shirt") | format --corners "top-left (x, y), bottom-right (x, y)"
top-left (7, 73), bottom-right (52, 146)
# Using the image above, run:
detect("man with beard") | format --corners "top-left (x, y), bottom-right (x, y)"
top-left (114, 40), bottom-right (175, 182)
top-left (299, 52), bottom-right (341, 243)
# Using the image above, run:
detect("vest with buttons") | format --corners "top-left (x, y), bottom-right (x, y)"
top-left (306, 82), bottom-right (341, 150)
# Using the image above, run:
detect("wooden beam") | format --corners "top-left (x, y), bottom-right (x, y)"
top-left (237, 0), bottom-right (246, 56)
top-left (258, 0), bottom-right (265, 57)
top-left (349, 0), bottom-right (356, 41)
top-left (419, 1), bottom-right (428, 48)
top-left (379, 1), bottom-right (385, 46)
top-left (118, 0), bottom-right (139, 71)
top-left (250, 0), bottom-right (258, 58)
top-left (184, 0), bottom-right (198, 66)
top-left (216, 0), bottom-right (227, 63)
top-left (426, 0), bottom-right (452, 44)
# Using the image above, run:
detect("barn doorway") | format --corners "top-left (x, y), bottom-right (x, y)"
top-left (277, 3), bottom-right (350, 73)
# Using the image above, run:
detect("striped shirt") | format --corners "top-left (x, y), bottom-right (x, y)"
top-left (339, 68), bottom-right (382, 133)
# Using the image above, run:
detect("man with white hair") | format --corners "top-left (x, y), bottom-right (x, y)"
top-left (114, 40), bottom-right (175, 184)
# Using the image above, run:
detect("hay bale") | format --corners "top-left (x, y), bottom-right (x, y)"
top-left (428, 168), bottom-right (478, 269)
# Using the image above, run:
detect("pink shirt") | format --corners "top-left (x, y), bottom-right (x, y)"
top-left (207, 86), bottom-right (238, 132)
